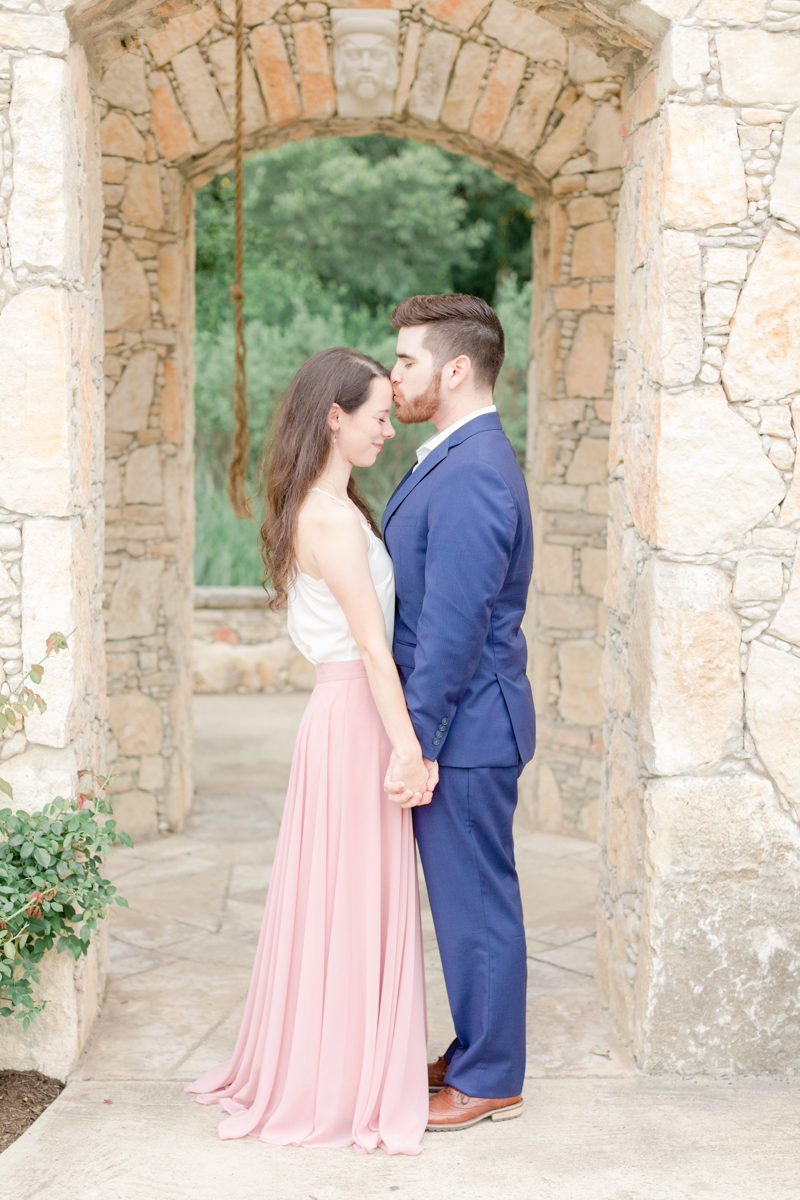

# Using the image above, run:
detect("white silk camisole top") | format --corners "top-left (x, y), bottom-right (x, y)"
top-left (286, 489), bottom-right (395, 665)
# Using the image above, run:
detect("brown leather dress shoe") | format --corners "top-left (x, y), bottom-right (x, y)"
top-left (427, 1055), bottom-right (449, 1093)
top-left (426, 1085), bottom-right (523, 1131)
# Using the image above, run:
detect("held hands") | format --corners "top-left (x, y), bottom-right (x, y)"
top-left (384, 751), bottom-right (439, 809)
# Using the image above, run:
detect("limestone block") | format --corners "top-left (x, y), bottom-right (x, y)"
top-left (769, 552), bottom-right (800, 645)
top-left (723, 229), bottom-right (800, 403)
top-left (534, 94), bottom-right (595, 179)
top-left (585, 103), bottom-right (623, 171)
top-left (157, 243), bottom-right (184, 328)
top-left (780, 400), bottom-right (800, 525)
top-left (172, 46), bottom-right (232, 149)
top-left (656, 25), bottom-right (709, 99)
top-left (558, 640), bottom-right (603, 725)
top-left (567, 196), bottom-right (607, 226)
top-left (206, 36), bottom-right (268, 134)
top-left (8, 56), bottom-right (80, 275)
top-left (105, 350), bottom-right (157, 432)
top-left (538, 594), bottom-right (596, 630)
top-left (499, 67), bottom-right (563, 158)
top-left (717, 29), bottom-right (800, 105)
top-left (107, 559), bottom-right (164, 640)
top-left (149, 74), bottom-right (196, 161)
top-left (535, 762), bottom-right (562, 831)
top-left (566, 436), bottom-right (610, 484)
top-left (147, 3), bottom-right (219, 67)
top-left (103, 240), bottom-right (151, 331)
top-left (571, 220), bottom-right (615, 278)
top-left (661, 105), bottom-right (747, 230)
top-left (0, 289), bottom-right (72, 518)
top-left (747, 642), bottom-right (800, 817)
top-left (409, 29), bottom-right (459, 122)
top-left (393, 20), bottom-right (422, 116)
top-left (99, 111), bottom-right (146, 160)
top-left (568, 43), bottom-right (612, 84)
top-left (638, 771), bottom-right (800, 1073)
top-left (565, 313), bottom-right (613, 398)
top-left (645, 229), bottom-right (702, 388)
top-left (139, 754), bottom-right (165, 791)
top-left (580, 547), bottom-right (607, 599)
top-left (605, 723), bottom-right (642, 895)
top-left (481, 0), bottom-right (567, 63)
top-left (159, 358), bottom-right (185, 444)
top-left (250, 24), bottom-right (302, 126)
top-left (535, 542), bottom-right (572, 593)
top-left (703, 246), bottom-right (748, 284)
top-left (109, 789), bottom-right (159, 840)
top-left (294, 21), bottom-right (335, 119)
top-left (704, 285), bottom-right (738, 326)
top-left (629, 559), bottom-right (742, 775)
top-left (98, 54), bottom-right (150, 113)
top-left (470, 48), bottom-right (525, 143)
top-left (124, 446), bottom-right (163, 505)
top-left (120, 163), bottom-right (164, 230)
top-left (0, 927), bottom-right (105, 1079)
top-left (733, 554), bottom-right (784, 601)
top-left (21, 518), bottom-right (92, 748)
top-left (0, 743), bottom-right (77, 816)
top-left (109, 691), bottom-right (163, 756)
top-left (425, 0), bottom-right (486, 29)
top-left (772, 108), bottom-right (800, 228)
top-left (0, 13), bottom-right (68, 53)
top-left (652, 385), bottom-right (785, 555)
top-left (639, 0), bottom-right (693, 17)
top-left (760, 407), bottom-right (793, 440)
top-left (441, 42), bottom-right (490, 131)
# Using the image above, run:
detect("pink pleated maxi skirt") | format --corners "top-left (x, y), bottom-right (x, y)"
top-left (185, 660), bottom-right (428, 1155)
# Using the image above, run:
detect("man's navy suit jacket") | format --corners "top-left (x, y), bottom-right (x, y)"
top-left (382, 411), bottom-right (535, 769)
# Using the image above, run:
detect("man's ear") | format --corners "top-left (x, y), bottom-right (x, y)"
top-left (446, 354), bottom-right (472, 390)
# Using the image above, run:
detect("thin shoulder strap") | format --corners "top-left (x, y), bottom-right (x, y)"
top-left (310, 487), bottom-right (348, 508)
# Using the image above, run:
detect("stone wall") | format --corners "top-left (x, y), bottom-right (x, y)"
top-left (192, 586), bottom-right (314, 691)
top-left (597, 15), bottom-right (800, 1072)
top-left (0, 17), bottom-right (108, 1076)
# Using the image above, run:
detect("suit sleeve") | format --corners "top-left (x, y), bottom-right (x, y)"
top-left (404, 458), bottom-right (516, 760)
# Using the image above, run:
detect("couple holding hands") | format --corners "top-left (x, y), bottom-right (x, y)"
top-left (186, 293), bottom-right (536, 1155)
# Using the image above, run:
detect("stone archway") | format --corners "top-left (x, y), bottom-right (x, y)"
top-left (2, 0), bottom-right (800, 1081)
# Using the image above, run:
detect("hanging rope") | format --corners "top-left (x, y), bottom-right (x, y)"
top-left (227, 0), bottom-right (253, 519)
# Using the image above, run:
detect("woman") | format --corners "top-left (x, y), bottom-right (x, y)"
top-left (186, 348), bottom-right (432, 1155)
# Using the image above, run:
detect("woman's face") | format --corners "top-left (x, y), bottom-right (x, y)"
top-left (333, 376), bottom-right (395, 468)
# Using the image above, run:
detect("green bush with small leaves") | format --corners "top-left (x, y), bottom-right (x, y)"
top-left (0, 633), bottom-right (133, 1028)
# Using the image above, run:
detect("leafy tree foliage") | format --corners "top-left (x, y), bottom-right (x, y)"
top-left (194, 134), bottom-right (533, 587)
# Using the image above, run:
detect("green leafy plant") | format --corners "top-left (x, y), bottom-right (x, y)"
top-left (0, 633), bottom-right (133, 1028)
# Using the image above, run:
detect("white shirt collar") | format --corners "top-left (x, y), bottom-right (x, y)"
top-left (413, 405), bottom-right (497, 471)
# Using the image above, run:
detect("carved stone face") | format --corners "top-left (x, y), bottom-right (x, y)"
top-left (331, 10), bottom-right (400, 118)
top-left (335, 32), bottom-right (398, 102)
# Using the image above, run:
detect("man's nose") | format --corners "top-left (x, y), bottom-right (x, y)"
top-left (390, 363), bottom-right (401, 383)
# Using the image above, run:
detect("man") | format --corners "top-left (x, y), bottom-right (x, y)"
top-left (382, 293), bottom-right (535, 1131)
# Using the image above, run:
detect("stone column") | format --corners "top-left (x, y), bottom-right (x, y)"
top-left (522, 42), bottom-right (623, 838)
top-left (0, 26), bottom-right (107, 1076)
top-left (599, 14), bottom-right (800, 1072)
top-left (99, 49), bottom-right (196, 839)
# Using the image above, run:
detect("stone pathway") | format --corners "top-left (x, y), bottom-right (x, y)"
top-left (0, 693), bottom-right (797, 1198)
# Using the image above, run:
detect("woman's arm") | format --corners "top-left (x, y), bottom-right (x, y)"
top-left (300, 501), bottom-right (433, 807)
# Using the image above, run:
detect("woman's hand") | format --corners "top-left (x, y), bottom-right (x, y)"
top-left (384, 751), bottom-right (439, 808)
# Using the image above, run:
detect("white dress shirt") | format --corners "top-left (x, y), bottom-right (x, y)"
top-left (413, 405), bottom-right (497, 472)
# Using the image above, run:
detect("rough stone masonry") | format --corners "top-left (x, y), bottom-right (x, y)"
top-left (0, 0), bottom-right (798, 1084)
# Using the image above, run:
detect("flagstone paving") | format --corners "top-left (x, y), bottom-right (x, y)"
top-left (0, 692), bottom-right (797, 1198)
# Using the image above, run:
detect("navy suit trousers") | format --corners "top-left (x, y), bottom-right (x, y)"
top-left (413, 764), bottom-right (527, 1098)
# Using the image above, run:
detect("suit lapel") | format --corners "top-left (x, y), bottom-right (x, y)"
top-left (383, 411), bottom-right (503, 532)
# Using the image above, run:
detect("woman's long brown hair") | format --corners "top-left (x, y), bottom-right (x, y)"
top-left (260, 347), bottom-right (389, 610)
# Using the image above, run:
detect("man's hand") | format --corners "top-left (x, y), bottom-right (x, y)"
top-left (384, 751), bottom-right (439, 808)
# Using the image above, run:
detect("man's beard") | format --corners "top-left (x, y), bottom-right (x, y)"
top-left (393, 372), bottom-right (441, 425)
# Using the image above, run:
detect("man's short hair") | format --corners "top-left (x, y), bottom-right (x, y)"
top-left (390, 294), bottom-right (505, 391)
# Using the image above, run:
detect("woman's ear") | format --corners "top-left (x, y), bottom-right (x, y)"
top-left (327, 402), bottom-right (341, 433)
